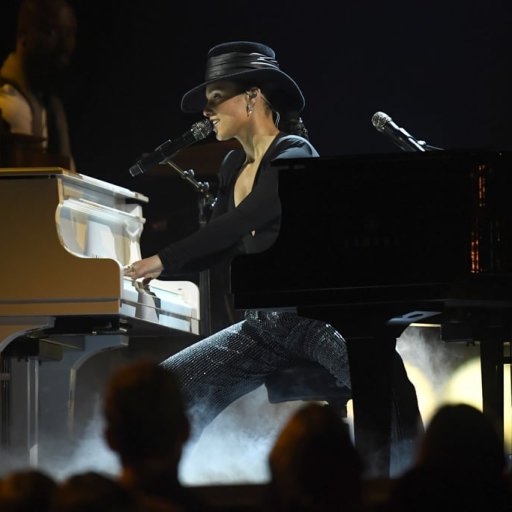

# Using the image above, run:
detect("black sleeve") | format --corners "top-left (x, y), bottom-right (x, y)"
top-left (158, 135), bottom-right (318, 273)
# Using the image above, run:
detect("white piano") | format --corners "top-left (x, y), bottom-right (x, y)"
top-left (0, 167), bottom-right (201, 468)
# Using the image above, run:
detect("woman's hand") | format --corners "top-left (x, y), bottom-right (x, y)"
top-left (124, 255), bottom-right (164, 281)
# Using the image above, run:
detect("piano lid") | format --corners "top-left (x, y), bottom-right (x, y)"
top-left (0, 167), bottom-right (149, 203)
top-left (230, 149), bottom-right (512, 309)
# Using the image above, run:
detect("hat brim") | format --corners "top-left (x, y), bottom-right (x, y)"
top-left (180, 68), bottom-right (305, 114)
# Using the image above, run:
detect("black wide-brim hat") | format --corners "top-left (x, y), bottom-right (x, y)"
top-left (181, 41), bottom-right (305, 114)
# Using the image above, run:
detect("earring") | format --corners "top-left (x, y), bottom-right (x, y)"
top-left (246, 103), bottom-right (254, 115)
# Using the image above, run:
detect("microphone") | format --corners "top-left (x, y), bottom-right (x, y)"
top-left (371, 111), bottom-right (425, 152)
top-left (129, 119), bottom-right (213, 177)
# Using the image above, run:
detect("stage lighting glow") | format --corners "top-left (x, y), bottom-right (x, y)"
top-left (344, 361), bottom-right (437, 441)
top-left (404, 362), bottom-right (438, 425)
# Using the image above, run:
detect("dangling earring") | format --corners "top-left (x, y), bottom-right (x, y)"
top-left (273, 110), bottom-right (281, 127)
top-left (245, 90), bottom-right (257, 116)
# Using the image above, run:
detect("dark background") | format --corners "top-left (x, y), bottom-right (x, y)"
top-left (1, 1), bottom-right (511, 469)
top-left (2, 0), bottom-right (512, 173)
top-left (2, 0), bottom-right (512, 250)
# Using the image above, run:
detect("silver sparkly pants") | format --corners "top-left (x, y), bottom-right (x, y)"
top-left (160, 310), bottom-right (350, 437)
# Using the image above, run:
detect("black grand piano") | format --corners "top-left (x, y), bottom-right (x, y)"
top-left (230, 149), bottom-right (512, 476)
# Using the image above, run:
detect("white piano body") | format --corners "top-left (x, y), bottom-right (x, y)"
top-left (0, 167), bottom-right (200, 468)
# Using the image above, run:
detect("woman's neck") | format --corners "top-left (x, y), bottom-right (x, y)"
top-left (240, 130), bottom-right (280, 165)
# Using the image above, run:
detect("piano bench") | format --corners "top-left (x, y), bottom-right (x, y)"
top-left (264, 363), bottom-right (352, 418)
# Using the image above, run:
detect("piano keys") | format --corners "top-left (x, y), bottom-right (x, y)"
top-left (0, 167), bottom-right (200, 466)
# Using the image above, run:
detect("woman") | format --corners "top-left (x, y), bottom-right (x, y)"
top-left (123, 40), bottom-right (351, 433)
top-left (124, 42), bottom-right (420, 456)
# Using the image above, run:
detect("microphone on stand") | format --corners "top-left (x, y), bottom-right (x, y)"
top-left (129, 119), bottom-right (213, 177)
top-left (371, 111), bottom-right (426, 152)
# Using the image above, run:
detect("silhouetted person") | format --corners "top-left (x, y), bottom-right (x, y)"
top-left (103, 359), bottom-right (212, 511)
top-left (0, 0), bottom-right (76, 167)
top-left (0, 468), bottom-right (57, 512)
top-left (51, 471), bottom-right (141, 512)
top-left (267, 402), bottom-right (363, 512)
top-left (388, 403), bottom-right (512, 512)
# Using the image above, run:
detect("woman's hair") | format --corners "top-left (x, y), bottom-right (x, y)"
top-left (240, 81), bottom-right (311, 140)
top-left (279, 113), bottom-right (310, 140)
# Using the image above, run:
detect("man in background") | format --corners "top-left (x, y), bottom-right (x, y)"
top-left (0, 0), bottom-right (76, 168)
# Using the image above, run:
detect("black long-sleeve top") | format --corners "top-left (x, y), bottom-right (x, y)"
top-left (158, 132), bottom-right (319, 275)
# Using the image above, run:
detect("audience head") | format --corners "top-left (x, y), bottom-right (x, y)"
top-left (268, 402), bottom-right (362, 511)
top-left (103, 359), bottom-right (189, 468)
top-left (16, 0), bottom-right (77, 90)
top-left (389, 403), bottom-right (512, 512)
top-left (51, 471), bottom-right (138, 512)
top-left (0, 469), bottom-right (57, 512)
top-left (417, 402), bottom-right (506, 477)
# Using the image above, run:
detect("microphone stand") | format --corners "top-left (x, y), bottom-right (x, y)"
top-left (164, 159), bottom-right (216, 336)
top-left (164, 159), bottom-right (216, 216)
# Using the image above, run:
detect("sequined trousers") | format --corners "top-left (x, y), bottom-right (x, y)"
top-left (160, 310), bottom-right (351, 437)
